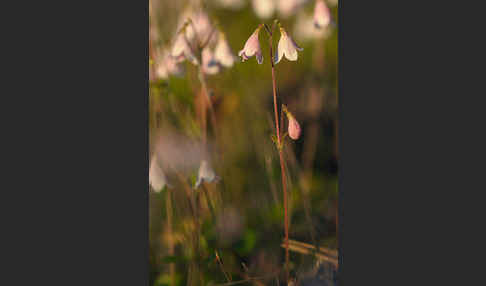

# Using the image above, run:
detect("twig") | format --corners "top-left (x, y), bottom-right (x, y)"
top-left (286, 239), bottom-right (337, 258)
top-left (215, 251), bottom-right (232, 283)
top-left (280, 240), bottom-right (338, 268)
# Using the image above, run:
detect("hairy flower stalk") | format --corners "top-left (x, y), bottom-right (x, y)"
top-left (267, 22), bottom-right (290, 281)
top-left (198, 66), bottom-right (218, 144)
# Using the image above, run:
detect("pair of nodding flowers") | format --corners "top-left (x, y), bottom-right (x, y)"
top-left (238, 23), bottom-right (303, 65)
top-left (238, 24), bottom-right (302, 141)
top-left (170, 17), bottom-right (235, 75)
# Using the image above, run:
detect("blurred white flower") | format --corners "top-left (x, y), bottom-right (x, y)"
top-left (252, 0), bottom-right (275, 19)
top-left (293, 11), bottom-right (330, 42)
top-left (274, 27), bottom-right (303, 64)
top-left (152, 130), bottom-right (210, 173)
top-left (238, 26), bottom-right (263, 64)
top-left (165, 54), bottom-right (184, 76)
top-left (202, 47), bottom-right (221, 75)
top-left (155, 61), bottom-right (169, 80)
top-left (149, 156), bottom-right (169, 192)
top-left (214, 0), bottom-right (246, 10)
top-left (194, 160), bottom-right (220, 189)
top-left (185, 10), bottom-right (215, 46)
top-left (171, 31), bottom-right (199, 65)
top-left (313, 0), bottom-right (331, 29)
top-left (156, 49), bottom-right (184, 79)
top-left (214, 32), bottom-right (235, 68)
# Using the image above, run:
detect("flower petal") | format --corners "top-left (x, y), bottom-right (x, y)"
top-left (256, 51), bottom-right (263, 64)
top-left (215, 33), bottom-right (235, 67)
top-left (275, 35), bottom-right (286, 64)
top-left (239, 27), bottom-right (263, 63)
top-left (149, 157), bottom-right (168, 191)
top-left (291, 36), bottom-right (304, 52)
top-left (284, 37), bottom-right (298, 61)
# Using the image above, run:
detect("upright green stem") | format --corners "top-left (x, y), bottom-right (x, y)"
top-left (268, 28), bottom-right (289, 281)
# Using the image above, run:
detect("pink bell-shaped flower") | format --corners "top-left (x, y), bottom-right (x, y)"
top-left (238, 26), bottom-right (263, 64)
top-left (293, 11), bottom-right (330, 42)
top-left (274, 27), bottom-right (303, 64)
top-left (313, 0), bottom-right (331, 29)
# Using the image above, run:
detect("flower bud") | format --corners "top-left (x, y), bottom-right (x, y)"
top-left (283, 105), bottom-right (301, 140)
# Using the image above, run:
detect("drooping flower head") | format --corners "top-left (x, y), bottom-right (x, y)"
top-left (238, 25), bottom-right (263, 64)
top-left (274, 27), bottom-right (303, 64)
top-left (156, 48), bottom-right (184, 79)
top-left (149, 156), bottom-right (169, 192)
top-left (282, 105), bottom-right (301, 140)
top-left (171, 8), bottom-right (218, 67)
top-left (171, 27), bottom-right (199, 65)
top-left (313, 0), bottom-right (331, 29)
top-left (293, 11), bottom-right (330, 42)
top-left (214, 31), bottom-right (235, 68)
top-left (194, 160), bottom-right (220, 189)
top-left (185, 10), bottom-right (215, 46)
